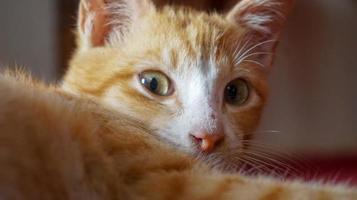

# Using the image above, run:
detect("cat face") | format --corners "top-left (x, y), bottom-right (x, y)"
top-left (63, 0), bottom-right (293, 170)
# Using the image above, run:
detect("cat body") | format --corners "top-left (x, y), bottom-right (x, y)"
top-left (0, 72), bottom-right (356, 199)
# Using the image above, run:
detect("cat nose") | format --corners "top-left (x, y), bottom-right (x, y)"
top-left (190, 132), bottom-right (224, 153)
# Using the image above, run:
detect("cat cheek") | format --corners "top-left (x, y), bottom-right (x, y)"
top-left (220, 118), bottom-right (242, 146)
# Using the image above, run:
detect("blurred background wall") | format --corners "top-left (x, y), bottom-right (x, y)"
top-left (0, 0), bottom-right (356, 155)
top-left (0, 1), bottom-right (59, 82)
top-left (258, 0), bottom-right (357, 155)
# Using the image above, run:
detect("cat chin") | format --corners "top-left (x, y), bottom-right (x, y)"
top-left (199, 155), bottom-right (243, 173)
top-left (188, 149), bottom-right (243, 173)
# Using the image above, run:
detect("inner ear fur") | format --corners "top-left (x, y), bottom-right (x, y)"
top-left (77, 0), bottom-right (155, 49)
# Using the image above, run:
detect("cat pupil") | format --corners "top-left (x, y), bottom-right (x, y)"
top-left (226, 85), bottom-right (238, 100)
top-left (150, 78), bottom-right (158, 91)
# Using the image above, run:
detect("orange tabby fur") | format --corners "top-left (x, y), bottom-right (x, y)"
top-left (0, 71), bottom-right (356, 199)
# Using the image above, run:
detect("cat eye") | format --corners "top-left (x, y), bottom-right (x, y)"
top-left (224, 78), bottom-right (249, 106)
top-left (139, 71), bottom-right (173, 96)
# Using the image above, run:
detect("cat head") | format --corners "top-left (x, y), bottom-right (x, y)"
top-left (63, 0), bottom-right (293, 170)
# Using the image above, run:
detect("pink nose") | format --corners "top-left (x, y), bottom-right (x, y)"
top-left (191, 132), bottom-right (224, 152)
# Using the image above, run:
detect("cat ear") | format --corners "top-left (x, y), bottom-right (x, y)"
top-left (226, 0), bottom-right (294, 67)
top-left (77, 0), bottom-right (155, 50)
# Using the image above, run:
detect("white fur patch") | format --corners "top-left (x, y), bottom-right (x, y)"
top-left (156, 49), bottom-right (233, 153)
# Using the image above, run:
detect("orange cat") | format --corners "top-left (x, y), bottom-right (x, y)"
top-left (0, 0), bottom-right (356, 199)
top-left (0, 67), bottom-right (356, 199)
top-left (63, 0), bottom-right (290, 170)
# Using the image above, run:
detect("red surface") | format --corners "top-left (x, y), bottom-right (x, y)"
top-left (293, 156), bottom-right (357, 185)
top-left (242, 156), bottom-right (357, 186)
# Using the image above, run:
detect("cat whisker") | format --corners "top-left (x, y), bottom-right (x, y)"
top-left (245, 141), bottom-right (306, 166)
top-left (242, 150), bottom-right (301, 175)
top-left (242, 142), bottom-right (289, 157)
top-left (239, 51), bottom-right (274, 62)
top-left (243, 149), bottom-right (292, 168)
top-left (234, 39), bottom-right (277, 67)
top-left (242, 60), bottom-right (265, 68)
top-left (240, 162), bottom-right (267, 175)
top-left (241, 140), bottom-right (293, 157)
top-left (233, 36), bottom-right (252, 64)
top-left (241, 153), bottom-right (287, 173)
top-left (254, 130), bottom-right (282, 134)
top-left (225, 155), bottom-right (263, 173)
top-left (238, 157), bottom-right (263, 170)
top-left (242, 142), bottom-right (304, 169)
top-left (242, 156), bottom-right (282, 175)
top-left (243, 147), bottom-right (304, 176)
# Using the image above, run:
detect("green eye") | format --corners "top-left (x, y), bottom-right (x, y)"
top-left (224, 78), bottom-right (249, 106)
top-left (139, 71), bottom-right (173, 96)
